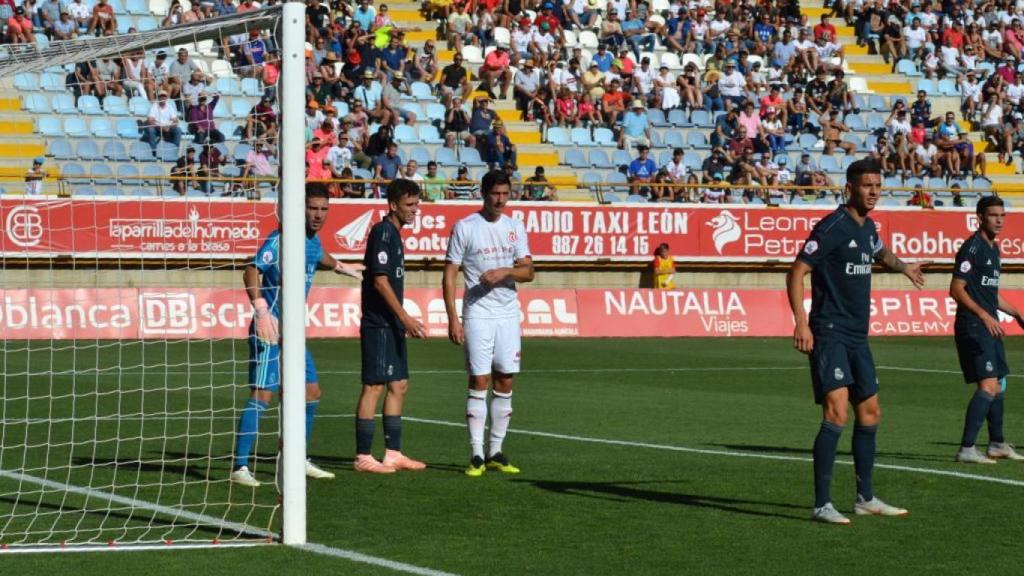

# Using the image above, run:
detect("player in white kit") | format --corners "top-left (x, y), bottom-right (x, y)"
top-left (443, 170), bottom-right (534, 477)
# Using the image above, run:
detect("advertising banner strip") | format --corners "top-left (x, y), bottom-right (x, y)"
top-left (2, 288), bottom-right (1022, 340)
top-left (3, 199), bottom-right (1023, 263)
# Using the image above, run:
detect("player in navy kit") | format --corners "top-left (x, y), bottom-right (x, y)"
top-left (230, 184), bottom-right (364, 488)
top-left (786, 159), bottom-right (928, 524)
top-left (951, 196), bottom-right (1024, 464)
top-left (354, 178), bottom-right (428, 473)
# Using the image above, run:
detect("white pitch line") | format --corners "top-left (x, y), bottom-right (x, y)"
top-left (0, 469), bottom-right (457, 575)
top-left (401, 416), bottom-right (1024, 488)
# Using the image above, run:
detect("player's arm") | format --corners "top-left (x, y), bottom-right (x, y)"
top-left (244, 262), bottom-right (278, 344)
top-left (479, 256), bottom-right (535, 287)
top-left (786, 259), bottom-right (814, 354)
top-left (318, 252), bottom-right (364, 279)
top-left (950, 277), bottom-right (1005, 338)
top-left (442, 261), bottom-right (464, 345)
top-left (874, 245), bottom-right (928, 289)
top-left (374, 273), bottom-right (426, 338)
top-left (997, 293), bottom-right (1024, 330)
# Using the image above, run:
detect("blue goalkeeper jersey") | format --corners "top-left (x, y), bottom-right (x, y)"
top-left (252, 230), bottom-right (323, 318)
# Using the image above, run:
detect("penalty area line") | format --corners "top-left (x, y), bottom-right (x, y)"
top-left (401, 417), bottom-right (1024, 488)
top-left (0, 469), bottom-right (458, 575)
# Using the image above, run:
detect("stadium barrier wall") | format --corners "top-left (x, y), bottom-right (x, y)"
top-left (2, 198), bottom-right (1023, 263)
top-left (1, 287), bottom-right (1022, 340)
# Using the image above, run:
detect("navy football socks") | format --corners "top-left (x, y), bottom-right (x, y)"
top-left (961, 389), bottom-right (995, 448)
top-left (988, 392), bottom-right (1006, 444)
top-left (355, 418), bottom-right (376, 456)
top-left (383, 415), bottom-right (402, 452)
top-left (813, 420), bottom-right (844, 508)
top-left (852, 424), bottom-right (878, 502)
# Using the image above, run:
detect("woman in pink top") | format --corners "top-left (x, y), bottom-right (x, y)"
top-left (737, 101), bottom-right (762, 140)
top-left (555, 88), bottom-right (579, 127)
top-left (578, 93), bottom-right (600, 127)
top-left (1004, 20), bottom-right (1024, 60)
top-left (7, 7), bottom-right (35, 44)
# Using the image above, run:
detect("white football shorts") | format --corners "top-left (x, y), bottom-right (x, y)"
top-left (463, 316), bottom-right (521, 376)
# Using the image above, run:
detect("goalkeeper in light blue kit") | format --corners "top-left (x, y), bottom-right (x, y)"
top-left (230, 184), bottom-right (363, 488)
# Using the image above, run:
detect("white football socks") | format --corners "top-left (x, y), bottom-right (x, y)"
top-left (488, 391), bottom-right (513, 458)
top-left (466, 389), bottom-right (488, 460)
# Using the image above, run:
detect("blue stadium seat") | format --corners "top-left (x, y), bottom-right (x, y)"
top-left (14, 73), bottom-right (39, 91)
top-left (230, 98), bottom-right (252, 118)
top-left (137, 17), bottom-right (158, 32)
top-left (683, 151), bottom-right (702, 171)
top-left (61, 162), bottom-right (86, 180)
top-left (104, 141), bottom-right (130, 161)
top-left (142, 163), bottom-right (164, 185)
top-left (866, 113), bottom-right (886, 131)
top-left (92, 163), bottom-right (116, 185)
top-left (603, 192), bottom-right (624, 203)
top-left (91, 118), bottom-right (115, 138)
top-left (24, 93), bottom-right (51, 113)
top-left (565, 148), bottom-right (589, 168)
top-left (647, 109), bottom-right (669, 127)
top-left (53, 93), bottom-right (77, 114)
top-left (394, 124), bottom-right (418, 144)
top-left (425, 103), bottom-right (446, 124)
top-left (213, 98), bottom-right (230, 119)
top-left (75, 185), bottom-right (98, 196)
top-left (126, 0), bottom-right (149, 14)
top-left (418, 124), bottom-right (443, 144)
top-left (593, 128), bottom-right (615, 146)
top-left (104, 95), bottom-right (129, 115)
top-left (77, 139), bottom-right (103, 161)
top-left (612, 149), bottom-right (632, 168)
top-left (973, 178), bottom-right (992, 192)
top-left (895, 59), bottom-right (921, 77)
top-left (665, 131), bottom-right (686, 149)
top-left (883, 176), bottom-right (902, 189)
top-left (435, 147), bottom-right (458, 165)
top-left (411, 82), bottom-right (436, 101)
top-left (627, 194), bottom-right (648, 203)
top-left (156, 142), bottom-right (179, 162)
top-left (65, 117), bottom-right (89, 137)
top-left (220, 120), bottom-right (242, 141)
top-left (117, 118), bottom-right (141, 139)
top-left (129, 96), bottom-right (151, 116)
top-left (819, 155), bottom-right (840, 173)
top-left (216, 78), bottom-right (241, 96)
top-left (690, 110), bottom-right (712, 128)
top-left (685, 131), bottom-right (707, 149)
top-left (401, 102), bottom-right (423, 119)
top-left (607, 171), bottom-right (630, 192)
top-left (581, 171), bottom-right (602, 185)
top-left (39, 116), bottom-right (64, 136)
top-left (107, 0), bottom-right (125, 14)
top-left (460, 147), bottom-right (486, 167)
top-left (589, 149), bottom-right (614, 169)
top-left (127, 188), bottom-right (154, 197)
top-left (657, 150), bottom-right (672, 166)
top-left (938, 79), bottom-right (958, 96)
top-left (868, 94), bottom-right (888, 112)
top-left (571, 127), bottom-right (595, 147)
top-left (916, 79), bottom-right (936, 94)
top-left (547, 127), bottom-right (571, 146)
top-left (842, 133), bottom-right (862, 150)
top-left (648, 130), bottom-right (663, 149)
top-left (845, 114), bottom-right (865, 131)
top-left (409, 147), bottom-right (432, 166)
top-left (40, 73), bottom-right (64, 92)
top-left (667, 109), bottom-right (690, 127)
top-left (240, 77), bottom-right (262, 97)
top-left (130, 141), bottom-right (155, 162)
top-left (798, 133), bottom-right (819, 151)
top-left (50, 139), bottom-right (74, 160)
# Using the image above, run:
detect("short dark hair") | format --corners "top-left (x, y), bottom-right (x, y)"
top-left (846, 158), bottom-right (881, 185)
top-left (977, 195), bottom-right (1005, 215)
top-left (306, 182), bottom-right (330, 200)
top-left (481, 169), bottom-right (512, 195)
top-left (386, 178), bottom-right (421, 203)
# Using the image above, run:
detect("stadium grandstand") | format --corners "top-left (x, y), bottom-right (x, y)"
top-left (0, 0), bottom-right (1021, 202)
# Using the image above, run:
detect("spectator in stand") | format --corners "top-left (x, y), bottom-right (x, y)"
top-left (170, 148), bottom-right (197, 196)
top-left (92, 57), bottom-right (123, 99)
top-left (187, 92), bottom-right (224, 145)
top-left (554, 87), bottom-right (579, 127)
top-left (353, 0), bottom-right (374, 31)
top-left (167, 49), bottom-right (203, 101)
top-left (717, 61), bottom-right (747, 111)
top-left (523, 166), bottom-right (557, 201)
top-left (914, 133), bottom-right (941, 177)
top-left (628, 144), bottom-right (657, 197)
top-left (446, 165), bottom-right (479, 199)
top-left (52, 9), bottom-right (76, 40)
top-left (372, 141), bottom-right (403, 186)
top-left (443, 96), bottom-right (474, 148)
top-left (422, 161), bottom-right (446, 202)
top-left (37, 0), bottom-right (59, 37)
top-left (400, 159), bottom-right (424, 188)
top-left (86, 0), bottom-right (115, 37)
top-left (142, 90), bottom-right (182, 152)
top-left (410, 41), bottom-right (438, 83)
top-left (198, 142), bottom-right (226, 195)
top-left (306, 137), bottom-right (332, 183)
top-left (479, 42), bottom-right (512, 99)
top-left (481, 120), bottom-right (517, 170)
top-left (513, 58), bottom-right (545, 122)
top-left (621, 6), bottom-right (655, 60)
top-left (601, 78), bottom-right (628, 126)
top-left (446, 3), bottom-right (474, 53)
top-left (820, 111), bottom-right (857, 156)
top-left (354, 69), bottom-right (391, 125)
top-left (24, 157), bottom-right (46, 196)
top-left (67, 0), bottom-right (90, 29)
top-left (240, 142), bottom-right (276, 199)
top-left (619, 99), bottom-right (651, 150)
top-left (241, 31), bottom-right (268, 79)
top-left (762, 107), bottom-right (787, 155)
top-left (438, 53), bottom-right (471, 106)
top-left (906, 184), bottom-right (934, 208)
top-left (8, 7), bottom-right (35, 44)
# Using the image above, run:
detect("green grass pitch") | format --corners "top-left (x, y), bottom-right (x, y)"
top-left (2, 336), bottom-right (1024, 575)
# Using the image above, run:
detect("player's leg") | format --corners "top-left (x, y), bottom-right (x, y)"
top-left (809, 339), bottom-right (851, 524)
top-left (354, 328), bottom-right (397, 473)
top-left (380, 378), bottom-right (427, 470)
top-left (231, 337), bottom-right (277, 487)
top-left (304, 373), bottom-right (334, 480)
top-left (465, 318), bottom-right (496, 476)
top-left (485, 316), bottom-right (522, 474)
top-left (955, 332), bottom-right (1001, 463)
top-left (986, 342), bottom-right (1022, 459)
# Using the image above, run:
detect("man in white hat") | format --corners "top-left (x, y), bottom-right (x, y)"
top-left (619, 99), bottom-right (652, 150)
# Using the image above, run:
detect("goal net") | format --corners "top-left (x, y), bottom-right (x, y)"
top-left (0, 4), bottom-right (302, 550)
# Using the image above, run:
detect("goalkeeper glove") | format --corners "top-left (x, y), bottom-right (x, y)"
top-left (252, 297), bottom-right (279, 344)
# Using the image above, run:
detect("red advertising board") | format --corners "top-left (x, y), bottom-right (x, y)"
top-left (4, 199), bottom-right (1024, 263)
top-left (2, 288), bottom-right (1022, 340)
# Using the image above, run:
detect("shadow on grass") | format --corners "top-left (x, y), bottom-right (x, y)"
top-left (713, 444), bottom-right (952, 464)
top-left (515, 479), bottom-right (807, 521)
